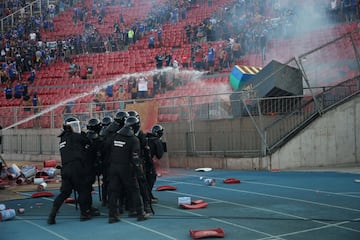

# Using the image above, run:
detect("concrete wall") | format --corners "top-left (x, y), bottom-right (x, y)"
top-left (269, 96), bottom-right (360, 170)
top-left (168, 156), bottom-right (268, 171)
top-left (169, 157), bottom-right (269, 170)
top-left (2, 96), bottom-right (359, 170)
top-left (165, 96), bottom-right (359, 170)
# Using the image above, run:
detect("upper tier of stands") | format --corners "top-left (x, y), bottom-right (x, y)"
top-left (41, 0), bottom-right (168, 41)
top-left (0, 0), bottom-right (359, 128)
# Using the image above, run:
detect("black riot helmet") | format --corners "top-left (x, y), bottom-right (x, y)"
top-left (127, 110), bottom-right (140, 120)
top-left (125, 116), bottom-right (140, 134)
top-left (63, 116), bottom-right (81, 133)
top-left (151, 124), bottom-right (164, 138)
top-left (114, 110), bottom-right (129, 128)
top-left (101, 116), bottom-right (113, 127)
top-left (87, 118), bottom-right (102, 133)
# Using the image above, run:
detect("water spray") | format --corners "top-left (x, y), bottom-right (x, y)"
top-left (3, 67), bottom-right (205, 131)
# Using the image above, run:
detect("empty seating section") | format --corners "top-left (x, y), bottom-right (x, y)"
top-left (0, 97), bottom-right (22, 107)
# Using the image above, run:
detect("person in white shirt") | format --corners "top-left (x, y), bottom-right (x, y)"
top-left (29, 32), bottom-right (37, 43)
top-left (137, 75), bottom-right (148, 99)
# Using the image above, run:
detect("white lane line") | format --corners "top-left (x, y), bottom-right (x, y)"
top-left (19, 192), bottom-right (178, 240)
top-left (162, 191), bottom-right (360, 240)
top-left (257, 217), bottom-right (360, 240)
top-left (341, 192), bottom-right (360, 195)
top-left (182, 173), bottom-right (360, 199)
top-left (156, 203), bottom-right (283, 239)
top-left (15, 215), bottom-right (70, 240)
top-left (158, 179), bottom-right (360, 213)
top-left (163, 189), bottom-right (309, 219)
top-left (157, 182), bottom-right (360, 234)
top-left (117, 219), bottom-right (178, 240)
top-left (241, 180), bottom-right (360, 199)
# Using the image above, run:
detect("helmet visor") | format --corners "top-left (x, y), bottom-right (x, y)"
top-left (67, 120), bottom-right (81, 133)
top-left (133, 124), bottom-right (140, 135)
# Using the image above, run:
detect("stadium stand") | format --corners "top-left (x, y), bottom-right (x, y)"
top-left (0, 0), bottom-right (359, 128)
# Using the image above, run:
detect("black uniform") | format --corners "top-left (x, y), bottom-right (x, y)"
top-left (100, 121), bottom-right (121, 205)
top-left (86, 130), bottom-right (103, 203)
top-left (107, 126), bottom-right (147, 223)
top-left (86, 130), bottom-right (102, 181)
top-left (145, 132), bottom-right (165, 193)
top-left (135, 130), bottom-right (153, 213)
top-left (48, 130), bottom-right (93, 224)
top-left (102, 121), bottom-right (122, 162)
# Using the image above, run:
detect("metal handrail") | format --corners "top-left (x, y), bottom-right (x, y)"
top-left (265, 76), bottom-right (360, 154)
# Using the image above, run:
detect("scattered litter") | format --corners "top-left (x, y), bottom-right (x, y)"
top-left (36, 167), bottom-right (58, 179)
top-left (7, 164), bottom-right (22, 179)
top-left (354, 179), bottom-right (360, 183)
top-left (189, 227), bottom-right (225, 239)
top-left (0, 204), bottom-right (6, 211)
top-left (0, 208), bottom-right (16, 221)
top-left (195, 168), bottom-right (213, 172)
top-left (21, 165), bottom-right (37, 178)
top-left (37, 182), bottom-right (47, 191)
top-left (15, 177), bottom-right (26, 185)
top-left (180, 199), bottom-right (208, 209)
top-left (0, 159), bottom-right (62, 190)
top-left (17, 208), bottom-right (25, 214)
top-left (34, 177), bottom-right (45, 184)
top-left (64, 198), bottom-right (76, 204)
top-left (43, 160), bottom-right (58, 168)
top-left (178, 197), bottom-right (191, 206)
top-left (223, 178), bottom-right (241, 184)
top-left (31, 192), bottom-right (54, 198)
top-left (200, 177), bottom-right (216, 186)
top-left (156, 185), bottom-right (177, 191)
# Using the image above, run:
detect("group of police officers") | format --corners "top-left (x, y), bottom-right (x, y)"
top-left (47, 110), bottom-right (165, 224)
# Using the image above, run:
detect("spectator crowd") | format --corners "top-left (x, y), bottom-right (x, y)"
top-left (1, 0), bottom-right (359, 113)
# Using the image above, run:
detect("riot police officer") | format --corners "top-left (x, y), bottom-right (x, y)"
top-left (85, 118), bottom-right (103, 213)
top-left (86, 118), bottom-right (103, 177)
top-left (102, 111), bottom-right (129, 141)
top-left (101, 116), bottom-right (113, 128)
top-left (99, 116), bottom-right (113, 142)
top-left (127, 110), bottom-right (153, 214)
top-left (107, 116), bottom-right (149, 223)
top-left (146, 124), bottom-right (165, 203)
top-left (48, 117), bottom-right (93, 224)
top-left (101, 111), bottom-right (129, 206)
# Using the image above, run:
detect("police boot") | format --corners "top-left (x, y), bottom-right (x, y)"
top-left (90, 207), bottom-right (100, 216)
top-left (151, 195), bottom-right (158, 204)
top-left (80, 210), bottom-right (92, 222)
top-left (128, 210), bottom-right (137, 218)
top-left (101, 194), bottom-right (108, 207)
top-left (127, 205), bottom-right (137, 217)
top-left (144, 202), bottom-right (152, 214)
top-left (108, 209), bottom-right (120, 224)
top-left (101, 186), bottom-right (108, 207)
top-left (47, 207), bottom-right (58, 225)
top-left (137, 209), bottom-right (149, 222)
top-left (118, 204), bottom-right (125, 214)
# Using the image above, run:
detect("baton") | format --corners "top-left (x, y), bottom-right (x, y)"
top-left (74, 189), bottom-right (78, 210)
top-left (97, 175), bottom-right (102, 202)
